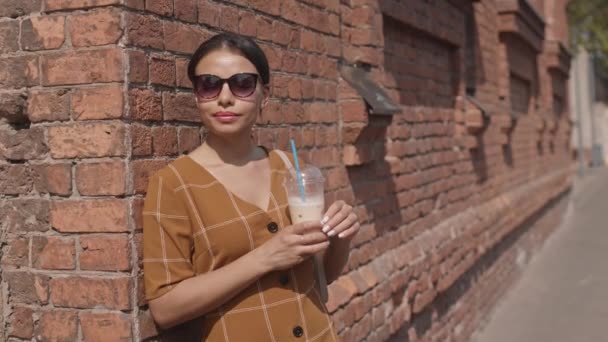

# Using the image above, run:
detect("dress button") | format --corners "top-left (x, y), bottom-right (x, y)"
top-left (279, 274), bottom-right (289, 286)
top-left (267, 221), bottom-right (279, 233)
top-left (292, 326), bottom-right (304, 338)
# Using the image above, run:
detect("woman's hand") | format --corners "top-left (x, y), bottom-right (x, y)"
top-left (321, 200), bottom-right (360, 241)
top-left (253, 221), bottom-right (330, 272)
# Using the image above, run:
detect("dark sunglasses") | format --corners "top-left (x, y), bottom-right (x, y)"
top-left (193, 73), bottom-right (259, 99)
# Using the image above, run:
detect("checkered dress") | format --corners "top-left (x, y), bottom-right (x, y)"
top-left (143, 147), bottom-right (339, 341)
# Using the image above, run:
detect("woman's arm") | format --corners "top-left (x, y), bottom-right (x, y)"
top-left (148, 251), bottom-right (266, 329)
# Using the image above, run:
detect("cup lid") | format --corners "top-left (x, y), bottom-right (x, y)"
top-left (285, 165), bottom-right (324, 184)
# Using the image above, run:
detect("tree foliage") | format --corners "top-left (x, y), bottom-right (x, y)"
top-left (568, 0), bottom-right (608, 76)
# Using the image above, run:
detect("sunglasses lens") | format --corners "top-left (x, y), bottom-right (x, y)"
top-left (229, 74), bottom-right (257, 97)
top-left (196, 75), bottom-right (222, 99)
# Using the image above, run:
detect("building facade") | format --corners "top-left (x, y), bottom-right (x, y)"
top-left (0, 0), bottom-right (573, 341)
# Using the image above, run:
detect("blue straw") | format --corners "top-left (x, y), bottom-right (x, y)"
top-left (290, 139), bottom-right (306, 202)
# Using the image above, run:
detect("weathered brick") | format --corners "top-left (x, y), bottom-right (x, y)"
top-left (163, 92), bottom-right (200, 122)
top-left (174, 0), bottom-right (197, 22)
top-left (31, 236), bottom-right (76, 270)
top-left (9, 306), bottom-right (34, 339)
top-left (70, 9), bottom-right (122, 47)
top-left (0, 21), bottom-right (20, 53)
top-left (128, 49), bottom-right (148, 83)
top-left (0, 0), bottom-right (41, 18)
top-left (36, 310), bottom-right (77, 342)
top-left (44, 0), bottom-right (119, 11)
top-left (0, 199), bottom-right (50, 233)
top-left (1, 237), bottom-right (29, 267)
top-left (0, 56), bottom-right (39, 88)
top-left (27, 89), bottom-right (70, 122)
top-left (79, 235), bottom-right (130, 271)
top-left (51, 199), bottom-right (129, 233)
top-left (152, 126), bottom-right (178, 156)
top-left (219, 4), bottom-right (239, 33)
top-left (75, 161), bottom-right (126, 195)
top-left (145, 0), bottom-right (172, 15)
top-left (41, 48), bottom-right (123, 85)
top-left (129, 88), bottom-right (162, 121)
top-left (80, 312), bottom-right (133, 342)
top-left (176, 57), bottom-right (191, 88)
top-left (163, 21), bottom-right (208, 54)
top-left (0, 127), bottom-right (48, 161)
top-left (0, 164), bottom-right (34, 195)
top-left (0, 92), bottom-right (28, 125)
top-left (239, 10), bottom-right (257, 37)
top-left (72, 85), bottom-right (124, 120)
top-left (131, 159), bottom-right (170, 193)
top-left (138, 310), bottom-right (160, 340)
top-left (149, 55), bottom-right (175, 86)
top-left (126, 13), bottom-right (163, 49)
top-left (131, 124), bottom-right (153, 156)
top-left (178, 127), bottom-right (200, 154)
top-left (21, 16), bottom-right (65, 50)
top-left (47, 122), bottom-right (126, 158)
top-left (197, 0), bottom-right (220, 27)
top-left (31, 163), bottom-right (72, 196)
top-left (5, 271), bottom-right (49, 305)
top-left (50, 276), bottom-right (131, 310)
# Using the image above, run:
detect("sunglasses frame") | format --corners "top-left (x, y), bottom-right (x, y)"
top-left (193, 72), bottom-right (260, 99)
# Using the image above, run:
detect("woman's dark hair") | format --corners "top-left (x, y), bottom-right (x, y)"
top-left (187, 33), bottom-right (270, 87)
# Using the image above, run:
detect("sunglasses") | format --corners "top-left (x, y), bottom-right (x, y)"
top-left (193, 73), bottom-right (259, 99)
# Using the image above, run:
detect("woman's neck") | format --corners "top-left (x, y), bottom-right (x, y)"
top-left (200, 133), bottom-right (259, 166)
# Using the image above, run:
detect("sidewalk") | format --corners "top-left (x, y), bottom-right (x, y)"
top-left (474, 167), bottom-right (608, 342)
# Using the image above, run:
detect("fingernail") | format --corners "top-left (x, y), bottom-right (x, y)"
top-left (327, 230), bottom-right (336, 237)
top-left (322, 225), bottom-right (330, 233)
top-left (338, 232), bottom-right (344, 238)
top-left (321, 216), bottom-right (329, 224)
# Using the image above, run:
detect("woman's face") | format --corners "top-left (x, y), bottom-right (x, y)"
top-left (194, 48), bottom-right (268, 138)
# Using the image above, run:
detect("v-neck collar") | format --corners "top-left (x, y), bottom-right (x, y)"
top-left (182, 146), bottom-right (277, 213)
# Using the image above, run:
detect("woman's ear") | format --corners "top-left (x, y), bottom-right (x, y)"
top-left (261, 84), bottom-right (270, 109)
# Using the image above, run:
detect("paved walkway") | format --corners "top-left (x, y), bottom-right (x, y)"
top-left (474, 167), bottom-right (608, 342)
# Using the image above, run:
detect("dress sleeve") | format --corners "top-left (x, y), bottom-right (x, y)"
top-left (142, 174), bottom-right (195, 301)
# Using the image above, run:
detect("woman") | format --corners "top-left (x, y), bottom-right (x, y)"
top-left (143, 33), bottom-right (360, 341)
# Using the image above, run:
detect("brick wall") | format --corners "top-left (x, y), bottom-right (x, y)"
top-left (0, 0), bottom-right (573, 341)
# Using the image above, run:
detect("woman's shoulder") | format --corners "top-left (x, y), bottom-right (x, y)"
top-left (147, 156), bottom-right (196, 191)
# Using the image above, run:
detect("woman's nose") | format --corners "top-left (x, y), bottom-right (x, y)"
top-left (217, 82), bottom-right (234, 106)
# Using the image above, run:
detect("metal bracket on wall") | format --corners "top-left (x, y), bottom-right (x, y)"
top-left (339, 63), bottom-right (402, 116)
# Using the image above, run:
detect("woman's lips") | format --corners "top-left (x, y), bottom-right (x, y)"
top-left (213, 112), bottom-right (240, 123)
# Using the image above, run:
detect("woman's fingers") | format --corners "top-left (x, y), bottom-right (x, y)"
top-left (323, 203), bottom-right (352, 234)
top-left (337, 222), bottom-right (360, 239)
top-left (298, 241), bottom-right (330, 256)
top-left (321, 201), bottom-right (345, 227)
top-left (326, 213), bottom-right (358, 237)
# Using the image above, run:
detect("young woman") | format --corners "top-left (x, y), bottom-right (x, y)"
top-left (143, 33), bottom-right (360, 341)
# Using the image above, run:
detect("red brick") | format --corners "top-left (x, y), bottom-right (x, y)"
top-left (149, 55), bottom-right (175, 86)
top-left (72, 85), bottom-right (124, 120)
top-left (219, 4), bottom-right (239, 33)
top-left (0, 199), bottom-right (50, 233)
top-left (1, 237), bottom-right (29, 267)
top-left (47, 122), bottom-right (126, 158)
top-left (79, 235), bottom-right (130, 271)
top-left (32, 163), bottom-right (72, 196)
top-left (139, 310), bottom-right (160, 340)
top-left (341, 100), bottom-right (368, 123)
top-left (51, 199), bottom-right (129, 233)
top-left (133, 198), bottom-right (144, 230)
top-left (0, 92), bottom-right (28, 125)
top-left (239, 10), bottom-right (257, 37)
top-left (5, 271), bottom-right (49, 305)
top-left (124, 0), bottom-right (144, 9)
top-left (163, 92), bottom-right (200, 122)
top-left (41, 48), bottom-right (123, 86)
top-left (0, 0), bottom-right (41, 18)
top-left (75, 161), bottom-right (126, 196)
top-left (131, 159), bottom-right (170, 193)
top-left (21, 15), bottom-right (65, 51)
top-left (0, 56), bottom-right (39, 88)
top-left (129, 88), bottom-right (162, 121)
top-left (131, 124), bottom-right (153, 156)
top-left (36, 310), bottom-right (77, 342)
top-left (27, 89), bottom-right (69, 122)
top-left (152, 126), bottom-right (178, 156)
top-left (256, 16), bottom-right (273, 41)
top-left (44, 0), bottom-right (119, 10)
top-left (145, 0), bottom-right (172, 15)
top-left (176, 57), bottom-right (191, 88)
top-left (0, 126), bottom-right (48, 160)
top-left (0, 164), bottom-right (34, 195)
top-left (164, 21), bottom-right (208, 54)
top-left (0, 20), bottom-right (20, 53)
top-left (128, 49), bottom-right (148, 83)
top-left (174, 0), bottom-right (197, 22)
top-left (125, 13), bottom-right (163, 49)
top-left (179, 127), bottom-right (201, 154)
top-left (31, 236), bottom-right (75, 270)
top-left (198, 0), bottom-right (220, 27)
top-left (9, 306), bottom-right (34, 339)
top-left (70, 9), bottom-right (121, 47)
top-left (50, 276), bottom-right (131, 310)
top-left (80, 312), bottom-right (133, 342)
